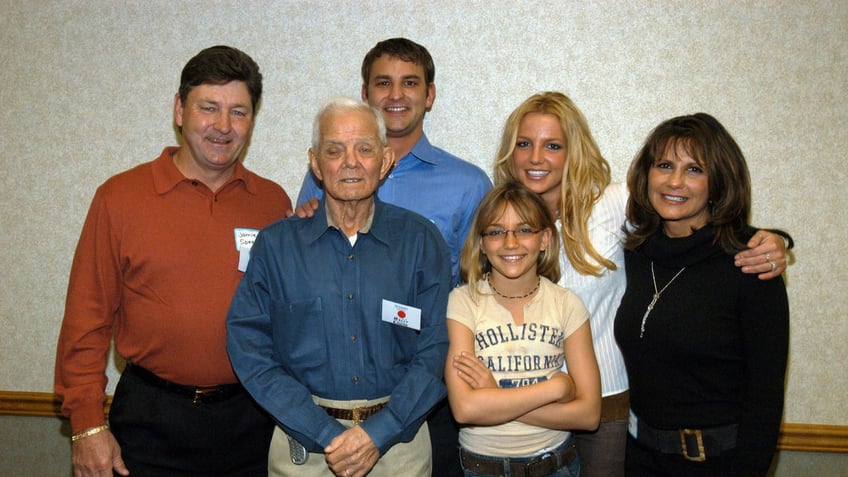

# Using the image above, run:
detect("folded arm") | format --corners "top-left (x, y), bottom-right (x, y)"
top-left (445, 320), bottom-right (575, 426)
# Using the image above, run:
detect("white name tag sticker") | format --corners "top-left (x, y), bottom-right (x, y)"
top-left (234, 228), bottom-right (259, 251)
top-left (381, 299), bottom-right (422, 331)
top-left (234, 228), bottom-right (259, 272)
top-left (237, 245), bottom-right (252, 272)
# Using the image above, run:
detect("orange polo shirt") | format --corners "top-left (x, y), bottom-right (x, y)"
top-left (55, 147), bottom-right (291, 432)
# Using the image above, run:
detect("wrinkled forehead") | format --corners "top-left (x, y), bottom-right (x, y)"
top-left (319, 110), bottom-right (380, 144)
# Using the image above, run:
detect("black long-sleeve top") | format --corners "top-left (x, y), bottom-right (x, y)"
top-left (614, 226), bottom-right (789, 476)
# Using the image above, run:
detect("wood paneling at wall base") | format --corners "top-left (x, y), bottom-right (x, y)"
top-left (778, 423), bottom-right (848, 453)
top-left (0, 390), bottom-right (844, 452)
top-left (0, 391), bottom-right (111, 418)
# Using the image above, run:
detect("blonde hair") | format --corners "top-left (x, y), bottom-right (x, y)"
top-left (493, 92), bottom-right (614, 276)
top-left (460, 182), bottom-right (560, 300)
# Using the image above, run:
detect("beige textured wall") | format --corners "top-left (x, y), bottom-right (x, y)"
top-left (1, 1), bottom-right (845, 426)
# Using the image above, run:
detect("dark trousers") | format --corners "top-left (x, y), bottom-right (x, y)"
top-left (428, 398), bottom-right (462, 477)
top-left (109, 367), bottom-right (274, 477)
top-left (625, 435), bottom-right (738, 477)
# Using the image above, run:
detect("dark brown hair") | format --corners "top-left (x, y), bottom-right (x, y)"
top-left (625, 113), bottom-right (752, 252)
top-left (361, 38), bottom-right (435, 86)
top-left (179, 45), bottom-right (262, 111)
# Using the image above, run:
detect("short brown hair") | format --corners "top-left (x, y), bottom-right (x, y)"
top-left (361, 38), bottom-right (435, 86)
top-left (179, 45), bottom-right (263, 111)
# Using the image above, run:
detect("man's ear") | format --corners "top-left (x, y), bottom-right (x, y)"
top-left (174, 93), bottom-right (184, 128)
top-left (361, 83), bottom-right (369, 103)
top-left (425, 83), bottom-right (436, 112)
top-left (308, 149), bottom-right (323, 182)
top-left (379, 146), bottom-right (395, 180)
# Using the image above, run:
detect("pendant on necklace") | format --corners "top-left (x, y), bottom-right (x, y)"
top-left (639, 293), bottom-right (659, 338)
top-left (640, 262), bottom-right (686, 339)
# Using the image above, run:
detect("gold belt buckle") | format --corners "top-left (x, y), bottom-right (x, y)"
top-left (351, 407), bottom-right (363, 425)
top-left (193, 386), bottom-right (219, 404)
top-left (680, 428), bottom-right (706, 462)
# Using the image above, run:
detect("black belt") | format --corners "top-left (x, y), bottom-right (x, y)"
top-left (460, 440), bottom-right (577, 477)
top-left (125, 362), bottom-right (244, 404)
top-left (632, 414), bottom-right (738, 462)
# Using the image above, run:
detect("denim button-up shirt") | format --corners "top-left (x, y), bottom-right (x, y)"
top-left (227, 199), bottom-right (451, 454)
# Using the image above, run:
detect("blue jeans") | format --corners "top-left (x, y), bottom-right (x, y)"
top-left (460, 436), bottom-right (580, 477)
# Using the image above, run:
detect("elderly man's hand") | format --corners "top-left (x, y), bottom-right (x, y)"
top-left (324, 426), bottom-right (379, 477)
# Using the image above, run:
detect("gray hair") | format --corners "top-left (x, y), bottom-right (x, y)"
top-left (311, 97), bottom-right (387, 150)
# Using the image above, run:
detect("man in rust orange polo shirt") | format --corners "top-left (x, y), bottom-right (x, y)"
top-left (54, 45), bottom-right (291, 477)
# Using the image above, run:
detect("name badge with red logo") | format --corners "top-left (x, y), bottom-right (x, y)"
top-left (381, 299), bottom-right (421, 331)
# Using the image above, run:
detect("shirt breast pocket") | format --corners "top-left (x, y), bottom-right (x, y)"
top-left (270, 297), bottom-right (327, 371)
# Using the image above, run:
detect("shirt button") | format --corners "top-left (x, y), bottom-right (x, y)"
top-left (347, 294), bottom-right (354, 301)
top-left (350, 335), bottom-right (357, 342)
top-left (352, 376), bottom-right (359, 383)
top-left (348, 254), bottom-right (354, 261)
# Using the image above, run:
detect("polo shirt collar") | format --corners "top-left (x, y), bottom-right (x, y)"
top-left (151, 146), bottom-right (256, 195)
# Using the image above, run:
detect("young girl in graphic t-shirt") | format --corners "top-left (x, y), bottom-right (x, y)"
top-left (445, 182), bottom-right (601, 477)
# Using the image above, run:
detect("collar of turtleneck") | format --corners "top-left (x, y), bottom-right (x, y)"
top-left (640, 225), bottom-right (727, 269)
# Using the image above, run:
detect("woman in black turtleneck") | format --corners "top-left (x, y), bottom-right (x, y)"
top-left (614, 113), bottom-right (790, 477)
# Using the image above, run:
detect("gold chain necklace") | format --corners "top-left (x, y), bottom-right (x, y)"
top-left (640, 262), bottom-right (686, 338)
top-left (487, 274), bottom-right (540, 299)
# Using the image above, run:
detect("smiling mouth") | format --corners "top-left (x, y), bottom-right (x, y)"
top-left (384, 106), bottom-right (408, 113)
top-left (661, 194), bottom-right (687, 202)
top-left (526, 170), bottom-right (549, 178)
top-left (500, 254), bottom-right (526, 262)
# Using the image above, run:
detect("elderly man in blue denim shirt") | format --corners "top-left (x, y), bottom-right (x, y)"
top-left (227, 97), bottom-right (451, 477)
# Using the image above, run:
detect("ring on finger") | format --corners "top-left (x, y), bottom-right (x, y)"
top-left (767, 259), bottom-right (777, 272)
top-left (765, 253), bottom-right (772, 262)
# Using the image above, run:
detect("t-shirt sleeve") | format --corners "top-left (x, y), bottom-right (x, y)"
top-left (559, 288), bottom-right (590, 338)
top-left (447, 285), bottom-right (476, 332)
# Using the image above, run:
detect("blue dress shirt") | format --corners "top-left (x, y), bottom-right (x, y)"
top-left (226, 199), bottom-right (451, 455)
top-left (297, 133), bottom-right (492, 286)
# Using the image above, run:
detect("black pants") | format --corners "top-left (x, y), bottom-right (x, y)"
top-left (625, 435), bottom-right (740, 477)
top-left (428, 398), bottom-right (462, 477)
top-left (109, 368), bottom-right (274, 477)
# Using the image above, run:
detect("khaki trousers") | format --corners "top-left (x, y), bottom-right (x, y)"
top-left (269, 396), bottom-right (432, 477)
